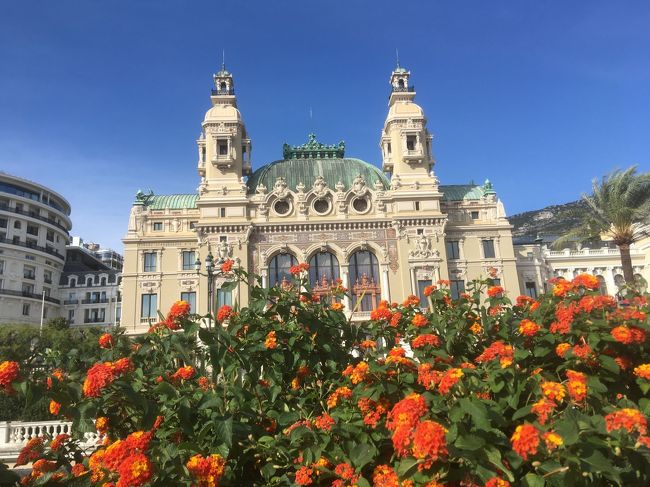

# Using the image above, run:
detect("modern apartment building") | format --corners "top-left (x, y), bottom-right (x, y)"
top-left (0, 172), bottom-right (71, 324)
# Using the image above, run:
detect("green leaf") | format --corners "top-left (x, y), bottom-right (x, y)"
top-left (350, 443), bottom-right (376, 468)
top-left (396, 458), bottom-right (419, 476)
top-left (356, 478), bottom-right (371, 487)
top-left (522, 472), bottom-right (545, 487)
top-left (581, 447), bottom-right (614, 472)
top-left (484, 445), bottom-right (514, 481)
top-left (214, 416), bottom-right (233, 449)
top-left (460, 397), bottom-right (490, 431)
top-left (219, 280), bottom-right (238, 292)
top-left (455, 434), bottom-right (485, 451)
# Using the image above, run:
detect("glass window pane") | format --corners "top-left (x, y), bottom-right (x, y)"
top-left (269, 253), bottom-right (297, 287)
top-left (217, 288), bottom-right (232, 308)
top-left (181, 291), bottom-right (196, 313)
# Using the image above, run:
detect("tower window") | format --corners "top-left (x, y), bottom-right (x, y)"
top-left (415, 202), bottom-right (420, 211)
top-left (398, 78), bottom-right (405, 88)
top-left (471, 211), bottom-right (480, 220)
top-left (220, 81), bottom-right (227, 91)
top-left (482, 240), bottom-right (496, 259)
top-left (406, 135), bottom-right (416, 151)
top-left (220, 208), bottom-right (226, 218)
top-left (387, 143), bottom-right (391, 155)
top-left (153, 222), bottom-right (163, 231)
top-left (218, 141), bottom-right (228, 156)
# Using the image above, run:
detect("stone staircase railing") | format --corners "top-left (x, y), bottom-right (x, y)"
top-left (0, 420), bottom-right (102, 461)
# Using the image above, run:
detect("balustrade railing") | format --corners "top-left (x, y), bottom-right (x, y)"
top-left (0, 420), bottom-right (103, 460)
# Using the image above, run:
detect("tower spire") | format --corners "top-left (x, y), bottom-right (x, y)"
top-left (396, 48), bottom-right (400, 69)
top-left (222, 49), bottom-right (226, 71)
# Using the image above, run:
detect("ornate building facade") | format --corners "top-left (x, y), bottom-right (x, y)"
top-left (120, 64), bottom-right (520, 332)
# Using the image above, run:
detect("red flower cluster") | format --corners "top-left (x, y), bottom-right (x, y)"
top-left (487, 286), bottom-right (505, 298)
top-left (16, 437), bottom-right (44, 466)
top-left (411, 334), bottom-right (441, 349)
top-left (333, 462), bottom-right (359, 485)
top-left (49, 400), bottom-right (61, 416)
top-left (438, 368), bottom-right (463, 395)
top-left (565, 369), bottom-right (588, 402)
top-left (549, 302), bottom-right (577, 334)
top-left (370, 306), bottom-right (394, 322)
top-left (417, 363), bottom-right (443, 391)
top-left (289, 263), bottom-right (310, 275)
top-left (486, 477), bottom-right (511, 487)
top-left (423, 285), bottom-right (436, 297)
top-left (82, 359), bottom-right (133, 398)
top-left (99, 333), bottom-right (115, 349)
top-left (605, 408), bottom-right (647, 435)
top-left (313, 413), bottom-right (336, 431)
top-left (510, 423), bottom-right (540, 460)
top-left (327, 387), bottom-right (353, 408)
top-left (50, 433), bottom-right (70, 451)
top-left (531, 398), bottom-right (556, 425)
top-left (518, 319), bottom-right (541, 337)
top-left (220, 259), bottom-right (234, 273)
top-left (411, 313), bottom-right (428, 328)
top-left (216, 304), bottom-right (233, 322)
top-left (358, 397), bottom-right (390, 428)
top-left (411, 420), bottom-right (448, 468)
top-left (89, 430), bottom-right (153, 486)
top-left (475, 341), bottom-right (514, 368)
top-left (186, 453), bottom-right (226, 487)
top-left (342, 361), bottom-right (370, 385)
top-left (386, 393), bottom-right (428, 455)
top-left (171, 365), bottom-right (196, 381)
top-left (372, 465), bottom-right (400, 486)
top-left (265, 330), bottom-right (277, 349)
top-left (0, 360), bottom-right (19, 393)
top-left (611, 325), bottom-right (646, 344)
top-left (634, 364), bottom-right (650, 380)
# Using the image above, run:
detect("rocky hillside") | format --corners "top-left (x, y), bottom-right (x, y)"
top-left (508, 200), bottom-right (589, 241)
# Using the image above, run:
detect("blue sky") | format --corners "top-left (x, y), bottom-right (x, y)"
top-left (1, 1), bottom-right (649, 251)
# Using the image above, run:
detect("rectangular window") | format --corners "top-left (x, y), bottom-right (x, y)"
top-left (414, 202), bottom-right (420, 211)
top-left (144, 253), bottom-right (157, 272)
top-left (189, 221), bottom-right (198, 230)
top-left (0, 218), bottom-right (7, 228)
top-left (140, 294), bottom-right (158, 319)
top-left (22, 303), bottom-right (30, 316)
top-left (22, 283), bottom-right (34, 294)
top-left (43, 270), bottom-right (52, 283)
top-left (14, 221), bottom-right (21, 229)
top-left (220, 208), bottom-right (226, 218)
top-left (446, 241), bottom-right (460, 260)
top-left (218, 141), bottom-right (228, 156)
top-left (406, 135), bottom-right (416, 151)
top-left (68, 309), bottom-right (75, 323)
top-left (153, 222), bottom-right (163, 231)
top-left (450, 280), bottom-right (465, 300)
top-left (43, 287), bottom-right (50, 298)
top-left (46, 230), bottom-right (54, 242)
top-left (387, 142), bottom-right (391, 154)
top-left (180, 291), bottom-right (196, 313)
top-left (471, 211), bottom-right (479, 220)
top-left (0, 260), bottom-right (4, 275)
top-left (525, 282), bottom-right (538, 299)
top-left (182, 251), bottom-right (196, 270)
top-left (26, 224), bottom-right (38, 236)
top-left (26, 238), bottom-right (37, 248)
top-left (417, 280), bottom-right (430, 304)
top-left (217, 288), bottom-right (232, 309)
top-left (489, 278), bottom-right (501, 287)
top-left (23, 265), bottom-right (35, 279)
top-left (482, 240), bottom-right (496, 259)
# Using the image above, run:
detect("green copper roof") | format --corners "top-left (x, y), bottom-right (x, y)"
top-left (439, 185), bottom-right (486, 201)
top-left (145, 194), bottom-right (198, 210)
top-left (248, 157), bottom-right (389, 194)
top-left (283, 133), bottom-right (345, 159)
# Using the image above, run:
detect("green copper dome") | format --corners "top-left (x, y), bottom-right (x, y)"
top-left (247, 135), bottom-right (389, 194)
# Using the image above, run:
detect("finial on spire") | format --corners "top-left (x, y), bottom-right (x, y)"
top-left (396, 48), bottom-right (400, 69)
top-left (222, 49), bottom-right (226, 71)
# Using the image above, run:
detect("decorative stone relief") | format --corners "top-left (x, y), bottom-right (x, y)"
top-left (256, 183), bottom-right (267, 195)
top-left (217, 240), bottom-right (233, 261)
top-left (312, 176), bottom-right (328, 197)
top-left (388, 242), bottom-right (399, 273)
top-left (335, 180), bottom-right (345, 193)
top-left (198, 177), bottom-right (208, 195)
top-left (409, 234), bottom-right (439, 259)
top-left (296, 182), bottom-right (305, 194)
top-left (351, 175), bottom-right (368, 196)
top-left (273, 177), bottom-right (289, 199)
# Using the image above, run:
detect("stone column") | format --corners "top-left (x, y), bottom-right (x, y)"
top-left (341, 265), bottom-right (351, 310)
top-left (381, 266), bottom-right (391, 302)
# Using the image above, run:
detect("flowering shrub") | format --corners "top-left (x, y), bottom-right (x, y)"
top-left (1, 270), bottom-right (649, 485)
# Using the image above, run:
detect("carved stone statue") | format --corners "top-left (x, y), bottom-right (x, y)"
top-left (217, 240), bottom-right (232, 261)
top-left (256, 183), bottom-right (267, 195)
top-left (409, 234), bottom-right (439, 259)
top-left (171, 219), bottom-right (180, 232)
top-left (352, 174), bottom-right (367, 196)
top-left (312, 175), bottom-right (328, 197)
top-left (273, 177), bottom-right (289, 198)
top-left (198, 177), bottom-right (208, 195)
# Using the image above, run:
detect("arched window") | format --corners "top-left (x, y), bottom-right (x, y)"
top-left (397, 78), bottom-right (405, 88)
top-left (309, 251), bottom-right (340, 298)
top-left (86, 277), bottom-right (93, 287)
top-left (268, 253), bottom-right (297, 288)
top-left (596, 275), bottom-right (607, 295)
top-left (349, 250), bottom-right (381, 312)
top-left (220, 81), bottom-right (227, 91)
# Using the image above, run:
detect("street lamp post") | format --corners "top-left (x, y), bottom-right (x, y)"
top-left (195, 247), bottom-right (224, 325)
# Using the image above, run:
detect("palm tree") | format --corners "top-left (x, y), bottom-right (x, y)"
top-left (555, 166), bottom-right (650, 285)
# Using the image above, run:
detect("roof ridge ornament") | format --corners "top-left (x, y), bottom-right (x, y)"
top-left (282, 133), bottom-right (345, 160)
